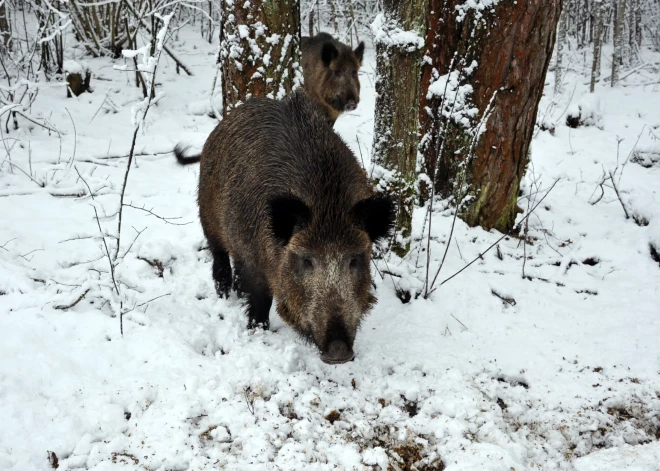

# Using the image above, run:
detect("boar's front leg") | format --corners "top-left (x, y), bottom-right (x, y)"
top-left (235, 261), bottom-right (272, 329)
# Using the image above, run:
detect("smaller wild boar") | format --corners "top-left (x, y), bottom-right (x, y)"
top-left (301, 33), bottom-right (364, 124)
top-left (175, 91), bottom-right (394, 364)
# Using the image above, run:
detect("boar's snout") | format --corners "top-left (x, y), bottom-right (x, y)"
top-left (321, 340), bottom-right (355, 364)
top-left (344, 100), bottom-right (357, 112)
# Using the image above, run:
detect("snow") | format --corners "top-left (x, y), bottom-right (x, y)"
top-left (455, 0), bottom-right (502, 22)
top-left (63, 59), bottom-right (86, 74)
top-left (371, 14), bottom-right (425, 50)
top-left (427, 66), bottom-right (480, 127)
top-left (1, 22), bottom-right (660, 471)
top-left (567, 93), bottom-right (605, 129)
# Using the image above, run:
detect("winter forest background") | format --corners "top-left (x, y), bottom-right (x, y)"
top-left (1, 0), bottom-right (660, 470)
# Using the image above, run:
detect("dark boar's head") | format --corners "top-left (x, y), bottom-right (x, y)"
top-left (269, 193), bottom-right (394, 364)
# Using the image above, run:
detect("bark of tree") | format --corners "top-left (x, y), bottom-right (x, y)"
top-left (371, 0), bottom-right (427, 257)
top-left (612, 0), bottom-right (627, 86)
top-left (371, 0), bottom-right (562, 254)
top-left (556, 7), bottom-right (568, 94)
top-left (219, 0), bottom-right (302, 115)
top-left (420, 0), bottom-right (563, 233)
top-left (0, 1), bottom-right (11, 54)
top-left (591, 0), bottom-right (605, 92)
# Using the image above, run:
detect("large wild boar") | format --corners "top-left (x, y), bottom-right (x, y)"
top-left (175, 91), bottom-right (394, 364)
top-left (301, 33), bottom-right (364, 124)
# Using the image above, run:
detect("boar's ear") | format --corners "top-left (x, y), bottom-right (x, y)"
top-left (351, 194), bottom-right (395, 243)
top-left (354, 42), bottom-right (365, 65)
top-left (321, 42), bottom-right (338, 67)
top-left (269, 195), bottom-right (311, 246)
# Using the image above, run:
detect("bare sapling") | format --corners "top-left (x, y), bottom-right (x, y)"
top-left (55, 11), bottom-right (181, 337)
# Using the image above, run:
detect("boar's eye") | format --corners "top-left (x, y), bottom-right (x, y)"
top-left (349, 254), bottom-right (363, 271)
top-left (352, 70), bottom-right (357, 78)
top-left (303, 258), bottom-right (314, 270)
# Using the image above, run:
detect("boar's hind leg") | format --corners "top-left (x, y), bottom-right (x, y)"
top-left (236, 262), bottom-right (272, 329)
top-left (209, 240), bottom-right (232, 299)
top-left (231, 259), bottom-right (245, 298)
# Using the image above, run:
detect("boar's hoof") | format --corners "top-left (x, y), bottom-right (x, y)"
top-left (247, 318), bottom-right (270, 330)
top-left (321, 341), bottom-right (355, 364)
top-left (344, 100), bottom-right (357, 112)
top-left (214, 281), bottom-right (231, 299)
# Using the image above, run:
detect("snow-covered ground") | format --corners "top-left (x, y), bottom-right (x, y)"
top-left (1, 28), bottom-right (660, 471)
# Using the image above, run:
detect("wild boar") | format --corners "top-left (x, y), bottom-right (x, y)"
top-left (301, 33), bottom-right (364, 124)
top-left (175, 91), bottom-right (394, 364)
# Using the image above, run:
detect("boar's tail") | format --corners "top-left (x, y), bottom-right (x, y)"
top-left (174, 143), bottom-right (201, 165)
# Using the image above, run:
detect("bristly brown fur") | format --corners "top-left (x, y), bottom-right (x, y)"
top-left (301, 33), bottom-right (364, 124)
top-left (195, 90), bottom-right (394, 363)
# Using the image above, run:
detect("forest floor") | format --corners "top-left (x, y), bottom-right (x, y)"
top-left (1, 28), bottom-right (660, 471)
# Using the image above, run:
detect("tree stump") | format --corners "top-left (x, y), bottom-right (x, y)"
top-left (64, 60), bottom-right (91, 98)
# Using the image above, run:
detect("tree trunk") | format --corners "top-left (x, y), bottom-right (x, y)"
top-left (611, 0), bottom-right (626, 86)
top-left (591, 0), bottom-right (605, 93)
top-left (420, 0), bottom-right (562, 233)
top-left (371, 0), bottom-right (427, 257)
top-left (0, 1), bottom-right (11, 54)
top-left (219, 0), bottom-right (303, 115)
top-left (555, 7), bottom-right (568, 94)
top-left (634, 2), bottom-right (642, 48)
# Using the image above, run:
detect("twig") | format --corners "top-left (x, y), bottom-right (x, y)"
top-left (118, 226), bottom-right (147, 261)
top-left (616, 125), bottom-right (645, 185)
top-left (58, 236), bottom-right (96, 244)
top-left (92, 204), bottom-right (119, 296)
top-left (116, 11), bottom-right (175, 260)
top-left (450, 313), bottom-right (468, 330)
top-left (19, 248), bottom-right (44, 262)
top-left (0, 237), bottom-right (17, 250)
top-left (355, 136), bottom-right (365, 169)
top-left (608, 171), bottom-right (629, 219)
top-left (124, 203), bottom-right (192, 225)
top-left (136, 292), bottom-right (170, 308)
top-left (1, 159), bottom-right (45, 187)
top-left (116, 126), bottom-right (141, 260)
top-left (425, 199), bottom-right (460, 298)
top-left (13, 109), bottom-right (64, 134)
top-left (89, 88), bottom-right (113, 124)
top-left (74, 165), bottom-right (96, 200)
top-left (244, 386), bottom-right (255, 415)
top-left (66, 108), bottom-right (77, 166)
top-left (428, 178), bottom-right (561, 296)
top-left (54, 289), bottom-right (91, 310)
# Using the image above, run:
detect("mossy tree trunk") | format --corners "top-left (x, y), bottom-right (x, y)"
top-left (420, 0), bottom-right (562, 233)
top-left (371, 0), bottom-right (427, 257)
top-left (219, 0), bottom-right (303, 115)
